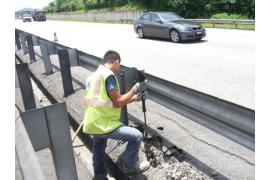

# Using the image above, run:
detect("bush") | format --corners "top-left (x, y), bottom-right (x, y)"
top-left (210, 13), bottom-right (248, 20)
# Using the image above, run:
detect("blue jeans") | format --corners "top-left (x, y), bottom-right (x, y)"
top-left (92, 125), bottom-right (143, 179)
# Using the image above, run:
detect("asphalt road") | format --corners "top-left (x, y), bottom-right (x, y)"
top-left (15, 20), bottom-right (254, 109)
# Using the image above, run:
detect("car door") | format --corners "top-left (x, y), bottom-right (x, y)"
top-left (140, 13), bottom-right (151, 36)
top-left (149, 13), bottom-right (169, 38)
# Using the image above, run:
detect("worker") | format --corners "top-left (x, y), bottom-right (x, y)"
top-left (83, 50), bottom-right (150, 180)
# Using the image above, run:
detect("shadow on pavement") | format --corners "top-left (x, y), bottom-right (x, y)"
top-left (136, 37), bottom-right (208, 44)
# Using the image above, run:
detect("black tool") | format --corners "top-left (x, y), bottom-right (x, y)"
top-left (138, 70), bottom-right (148, 138)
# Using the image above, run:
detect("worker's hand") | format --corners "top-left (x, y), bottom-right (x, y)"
top-left (131, 81), bottom-right (147, 94)
top-left (134, 91), bottom-right (148, 101)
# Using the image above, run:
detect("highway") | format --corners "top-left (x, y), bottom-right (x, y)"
top-left (15, 20), bottom-right (254, 109)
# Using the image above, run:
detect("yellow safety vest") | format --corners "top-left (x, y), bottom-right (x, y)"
top-left (83, 65), bottom-right (121, 134)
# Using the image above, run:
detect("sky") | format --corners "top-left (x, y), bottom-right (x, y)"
top-left (15, 0), bottom-right (54, 11)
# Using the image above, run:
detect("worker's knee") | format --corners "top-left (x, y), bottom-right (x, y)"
top-left (134, 129), bottom-right (143, 142)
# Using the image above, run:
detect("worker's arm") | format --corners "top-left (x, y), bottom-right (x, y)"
top-left (108, 89), bottom-right (137, 108)
top-left (107, 76), bottom-right (147, 108)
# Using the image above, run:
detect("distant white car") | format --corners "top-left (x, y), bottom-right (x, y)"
top-left (22, 13), bottom-right (32, 22)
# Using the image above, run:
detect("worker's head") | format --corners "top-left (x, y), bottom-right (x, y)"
top-left (103, 50), bottom-right (121, 74)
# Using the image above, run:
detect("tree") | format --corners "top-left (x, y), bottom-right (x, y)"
top-left (56, 0), bottom-right (64, 12)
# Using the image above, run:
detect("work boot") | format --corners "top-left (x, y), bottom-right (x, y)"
top-left (117, 160), bottom-right (150, 175)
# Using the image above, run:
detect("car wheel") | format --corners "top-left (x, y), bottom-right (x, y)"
top-left (137, 28), bottom-right (144, 38)
top-left (170, 30), bottom-right (181, 43)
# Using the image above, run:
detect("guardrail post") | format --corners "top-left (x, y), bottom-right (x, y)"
top-left (47, 41), bottom-right (57, 55)
top-left (16, 63), bottom-right (36, 110)
top-left (15, 30), bottom-right (21, 50)
top-left (32, 35), bottom-right (39, 46)
top-left (58, 50), bottom-right (74, 97)
top-left (68, 48), bottom-right (79, 67)
top-left (26, 35), bottom-right (36, 62)
top-left (15, 108), bottom-right (46, 180)
top-left (44, 103), bottom-right (78, 180)
top-left (40, 42), bottom-right (53, 75)
top-left (19, 32), bottom-right (28, 55)
top-left (119, 70), bottom-right (128, 125)
top-left (118, 67), bottom-right (143, 125)
top-left (21, 103), bottom-right (78, 180)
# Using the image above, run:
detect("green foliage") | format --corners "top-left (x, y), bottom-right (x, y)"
top-left (211, 13), bottom-right (248, 20)
top-left (148, 0), bottom-right (254, 19)
top-left (43, 0), bottom-right (255, 19)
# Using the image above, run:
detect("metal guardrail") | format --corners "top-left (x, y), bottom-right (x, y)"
top-left (146, 74), bottom-right (255, 150)
top-left (186, 19), bottom-right (255, 25)
top-left (16, 29), bottom-right (255, 151)
top-left (186, 19), bottom-right (255, 28)
top-left (118, 18), bottom-right (255, 27)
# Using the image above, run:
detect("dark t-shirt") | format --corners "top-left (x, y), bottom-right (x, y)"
top-left (105, 75), bottom-right (118, 100)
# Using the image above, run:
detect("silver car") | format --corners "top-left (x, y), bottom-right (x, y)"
top-left (133, 12), bottom-right (206, 42)
top-left (22, 13), bottom-right (32, 22)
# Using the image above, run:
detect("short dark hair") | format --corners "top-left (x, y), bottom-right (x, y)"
top-left (102, 50), bottom-right (121, 64)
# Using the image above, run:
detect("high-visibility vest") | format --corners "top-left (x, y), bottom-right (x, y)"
top-left (83, 65), bottom-right (121, 134)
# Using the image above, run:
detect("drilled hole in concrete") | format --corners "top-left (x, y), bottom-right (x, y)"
top-left (131, 123), bottom-right (185, 169)
top-left (128, 123), bottom-right (212, 179)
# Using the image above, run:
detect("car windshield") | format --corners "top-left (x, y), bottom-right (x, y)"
top-left (159, 13), bottom-right (184, 22)
top-left (37, 11), bottom-right (45, 16)
top-left (23, 14), bottom-right (31, 17)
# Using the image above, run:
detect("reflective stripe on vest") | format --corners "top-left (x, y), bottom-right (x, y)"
top-left (84, 98), bottom-right (113, 108)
